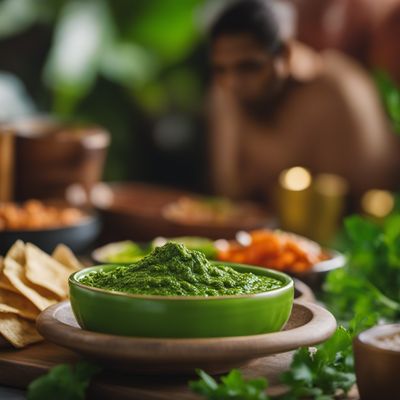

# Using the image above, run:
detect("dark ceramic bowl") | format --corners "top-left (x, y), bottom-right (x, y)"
top-left (0, 214), bottom-right (100, 255)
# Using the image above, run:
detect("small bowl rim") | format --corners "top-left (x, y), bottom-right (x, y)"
top-left (355, 323), bottom-right (400, 355)
top-left (311, 250), bottom-right (346, 273)
top-left (69, 262), bottom-right (294, 301)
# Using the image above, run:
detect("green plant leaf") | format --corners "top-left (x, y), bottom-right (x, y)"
top-left (190, 369), bottom-right (269, 400)
top-left (27, 361), bottom-right (101, 400)
top-left (374, 70), bottom-right (400, 134)
top-left (43, 0), bottom-right (114, 115)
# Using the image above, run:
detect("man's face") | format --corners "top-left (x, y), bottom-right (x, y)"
top-left (211, 33), bottom-right (286, 108)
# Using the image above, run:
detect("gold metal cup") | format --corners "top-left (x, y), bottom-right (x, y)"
top-left (277, 167), bottom-right (312, 236)
top-left (310, 174), bottom-right (348, 244)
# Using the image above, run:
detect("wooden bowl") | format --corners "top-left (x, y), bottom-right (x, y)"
top-left (293, 279), bottom-right (315, 303)
top-left (354, 324), bottom-right (400, 400)
top-left (7, 117), bottom-right (110, 201)
top-left (93, 182), bottom-right (274, 242)
top-left (37, 300), bottom-right (336, 374)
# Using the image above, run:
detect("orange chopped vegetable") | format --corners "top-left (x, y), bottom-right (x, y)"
top-left (217, 229), bottom-right (327, 274)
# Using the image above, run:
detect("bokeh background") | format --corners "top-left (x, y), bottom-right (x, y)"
top-left (0, 0), bottom-right (399, 192)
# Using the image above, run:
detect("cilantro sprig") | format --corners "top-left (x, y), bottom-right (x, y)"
top-left (190, 369), bottom-right (269, 400)
top-left (277, 327), bottom-right (355, 400)
top-left (325, 214), bottom-right (400, 327)
top-left (27, 361), bottom-right (101, 400)
top-left (190, 327), bottom-right (355, 400)
top-left (375, 71), bottom-right (400, 134)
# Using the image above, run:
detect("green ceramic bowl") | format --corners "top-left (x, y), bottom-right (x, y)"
top-left (69, 263), bottom-right (294, 338)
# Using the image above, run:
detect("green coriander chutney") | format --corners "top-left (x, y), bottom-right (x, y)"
top-left (79, 242), bottom-right (284, 296)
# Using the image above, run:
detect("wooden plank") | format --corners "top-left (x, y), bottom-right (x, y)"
top-left (0, 342), bottom-right (293, 399)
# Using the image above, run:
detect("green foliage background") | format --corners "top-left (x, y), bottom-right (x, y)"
top-left (0, 0), bottom-right (210, 185)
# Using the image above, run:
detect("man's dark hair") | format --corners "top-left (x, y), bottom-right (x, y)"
top-left (210, 0), bottom-right (282, 54)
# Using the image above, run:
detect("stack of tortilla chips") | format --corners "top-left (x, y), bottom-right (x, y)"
top-left (0, 241), bottom-right (82, 348)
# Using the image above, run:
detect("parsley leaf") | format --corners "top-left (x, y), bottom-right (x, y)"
top-left (375, 71), bottom-right (400, 134)
top-left (325, 214), bottom-right (400, 327)
top-left (190, 369), bottom-right (270, 400)
top-left (27, 361), bottom-right (101, 400)
top-left (278, 327), bottom-right (355, 399)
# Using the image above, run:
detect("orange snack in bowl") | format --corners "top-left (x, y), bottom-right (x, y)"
top-left (217, 230), bottom-right (326, 274)
top-left (0, 200), bottom-right (84, 231)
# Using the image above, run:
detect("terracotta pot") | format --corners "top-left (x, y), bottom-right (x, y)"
top-left (8, 117), bottom-right (110, 201)
top-left (354, 324), bottom-right (400, 400)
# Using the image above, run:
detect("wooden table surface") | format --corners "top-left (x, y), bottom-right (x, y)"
top-left (0, 341), bottom-right (360, 399)
top-left (0, 341), bottom-right (293, 399)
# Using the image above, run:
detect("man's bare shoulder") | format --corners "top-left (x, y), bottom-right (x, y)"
top-left (313, 50), bottom-right (380, 102)
top-left (285, 48), bottom-right (383, 126)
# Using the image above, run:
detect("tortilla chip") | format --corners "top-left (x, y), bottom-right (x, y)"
top-left (0, 313), bottom-right (42, 348)
top-left (0, 276), bottom-right (18, 293)
top-left (0, 288), bottom-right (39, 320)
top-left (52, 244), bottom-right (83, 271)
top-left (6, 240), bottom-right (26, 265)
top-left (0, 257), bottom-right (19, 293)
top-left (24, 243), bottom-right (71, 298)
top-left (4, 257), bottom-right (58, 311)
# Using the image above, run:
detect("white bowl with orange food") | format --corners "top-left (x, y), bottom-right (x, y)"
top-left (215, 229), bottom-right (345, 291)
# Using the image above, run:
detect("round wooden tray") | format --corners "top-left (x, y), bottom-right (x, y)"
top-left (37, 300), bottom-right (336, 374)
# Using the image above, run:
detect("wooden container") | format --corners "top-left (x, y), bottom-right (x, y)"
top-left (0, 130), bottom-right (14, 201)
top-left (354, 324), bottom-right (400, 400)
top-left (8, 117), bottom-right (110, 201)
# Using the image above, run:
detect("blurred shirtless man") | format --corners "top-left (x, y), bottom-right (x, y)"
top-left (208, 0), bottom-right (399, 202)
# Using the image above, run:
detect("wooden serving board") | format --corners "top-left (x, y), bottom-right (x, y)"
top-left (0, 342), bottom-right (293, 399)
top-left (0, 342), bottom-right (360, 399)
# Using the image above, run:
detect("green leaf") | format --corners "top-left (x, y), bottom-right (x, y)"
top-left (27, 361), bottom-right (101, 400)
top-left (127, 0), bottom-right (202, 63)
top-left (344, 215), bottom-right (381, 245)
top-left (0, 0), bottom-right (49, 38)
top-left (190, 369), bottom-right (269, 400)
top-left (197, 369), bottom-right (219, 391)
top-left (374, 70), bottom-right (400, 134)
top-left (100, 42), bottom-right (158, 89)
top-left (43, 0), bottom-right (114, 115)
top-left (325, 212), bottom-right (400, 323)
top-left (317, 327), bottom-right (352, 364)
top-left (280, 326), bottom-right (356, 398)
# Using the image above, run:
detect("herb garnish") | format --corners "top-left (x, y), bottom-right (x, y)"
top-left (190, 369), bottom-right (269, 400)
top-left (27, 361), bottom-right (101, 400)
